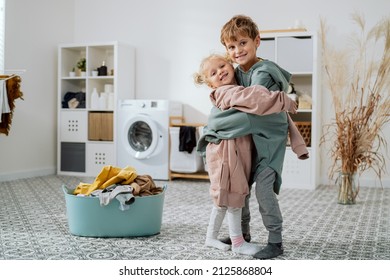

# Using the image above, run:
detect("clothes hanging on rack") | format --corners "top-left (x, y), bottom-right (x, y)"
top-left (0, 75), bottom-right (23, 136)
top-left (0, 79), bottom-right (11, 116)
top-left (179, 126), bottom-right (197, 153)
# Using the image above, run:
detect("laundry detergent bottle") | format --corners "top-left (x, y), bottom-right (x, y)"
top-left (91, 88), bottom-right (99, 109)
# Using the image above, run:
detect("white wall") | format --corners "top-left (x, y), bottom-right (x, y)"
top-left (0, 0), bottom-right (389, 187)
top-left (0, 0), bottom-right (74, 180)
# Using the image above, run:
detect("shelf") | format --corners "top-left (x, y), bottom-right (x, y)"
top-left (260, 28), bottom-right (307, 34)
top-left (88, 109), bottom-right (114, 112)
top-left (290, 72), bottom-right (313, 76)
top-left (62, 76), bottom-right (114, 80)
top-left (88, 76), bottom-right (114, 79)
top-left (62, 76), bottom-right (87, 80)
top-left (296, 109), bottom-right (312, 113)
top-left (170, 122), bottom-right (205, 127)
top-left (57, 42), bottom-right (135, 176)
top-left (87, 140), bottom-right (114, 144)
top-left (60, 108), bottom-right (87, 111)
top-left (169, 116), bottom-right (205, 128)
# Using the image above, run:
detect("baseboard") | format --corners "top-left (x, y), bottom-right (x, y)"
top-left (0, 167), bottom-right (56, 182)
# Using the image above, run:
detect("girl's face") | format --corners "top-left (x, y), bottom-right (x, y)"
top-left (204, 58), bottom-right (236, 89)
top-left (224, 34), bottom-right (260, 72)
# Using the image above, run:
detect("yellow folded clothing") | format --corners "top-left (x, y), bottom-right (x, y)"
top-left (73, 165), bottom-right (138, 196)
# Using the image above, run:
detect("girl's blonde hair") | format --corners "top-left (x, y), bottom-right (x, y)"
top-left (193, 53), bottom-right (231, 86)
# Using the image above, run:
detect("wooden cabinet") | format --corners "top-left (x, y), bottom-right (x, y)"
top-left (88, 112), bottom-right (113, 141)
top-left (57, 42), bottom-right (135, 176)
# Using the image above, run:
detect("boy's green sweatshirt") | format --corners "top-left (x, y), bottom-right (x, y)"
top-left (235, 59), bottom-right (291, 91)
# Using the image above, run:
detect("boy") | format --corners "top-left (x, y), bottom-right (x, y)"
top-left (216, 15), bottom-right (302, 259)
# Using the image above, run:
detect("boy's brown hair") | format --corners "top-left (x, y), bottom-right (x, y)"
top-left (220, 15), bottom-right (260, 46)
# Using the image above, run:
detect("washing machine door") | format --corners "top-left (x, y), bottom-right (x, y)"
top-left (124, 114), bottom-right (159, 159)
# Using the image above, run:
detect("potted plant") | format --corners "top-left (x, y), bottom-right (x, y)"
top-left (69, 67), bottom-right (76, 77)
top-left (320, 13), bottom-right (390, 204)
top-left (77, 58), bottom-right (86, 76)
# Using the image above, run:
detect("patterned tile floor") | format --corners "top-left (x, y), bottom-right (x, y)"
top-left (0, 175), bottom-right (389, 260)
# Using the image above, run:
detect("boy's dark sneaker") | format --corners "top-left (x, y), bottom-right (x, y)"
top-left (219, 233), bottom-right (251, 245)
top-left (253, 242), bottom-right (283, 259)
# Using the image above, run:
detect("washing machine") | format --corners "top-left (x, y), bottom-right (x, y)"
top-left (117, 99), bottom-right (182, 180)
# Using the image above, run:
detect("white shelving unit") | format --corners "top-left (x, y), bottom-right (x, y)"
top-left (57, 41), bottom-right (135, 176)
top-left (259, 31), bottom-right (320, 189)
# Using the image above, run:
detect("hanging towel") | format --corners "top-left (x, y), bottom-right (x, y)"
top-left (0, 80), bottom-right (11, 119)
top-left (179, 126), bottom-right (197, 153)
top-left (0, 75), bottom-right (24, 135)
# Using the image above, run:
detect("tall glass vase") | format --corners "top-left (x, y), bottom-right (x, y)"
top-left (337, 172), bottom-right (358, 205)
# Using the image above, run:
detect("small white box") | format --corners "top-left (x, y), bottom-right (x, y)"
top-left (169, 127), bottom-right (204, 173)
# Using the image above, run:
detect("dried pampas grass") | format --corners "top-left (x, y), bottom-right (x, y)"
top-left (320, 13), bottom-right (390, 186)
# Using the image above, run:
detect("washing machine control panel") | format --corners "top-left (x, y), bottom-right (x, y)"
top-left (120, 99), bottom-right (169, 110)
top-left (138, 100), bottom-right (158, 109)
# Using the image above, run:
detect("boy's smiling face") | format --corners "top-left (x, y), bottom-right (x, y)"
top-left (225, 34), bottom-right (260, 72)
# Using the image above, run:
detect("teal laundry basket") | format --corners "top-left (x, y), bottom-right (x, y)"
top-left (62, 185), bottom-right (166, 237)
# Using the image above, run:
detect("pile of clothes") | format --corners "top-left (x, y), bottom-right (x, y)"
top-left (73, 165), bottom-right (163, 211)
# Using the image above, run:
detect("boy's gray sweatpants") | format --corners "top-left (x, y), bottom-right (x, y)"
top-left (241, 167), bottom-right (283, 243)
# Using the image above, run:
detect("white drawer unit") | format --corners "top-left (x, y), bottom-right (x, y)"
top-left (60, 111), bottom-right (87, 142)
top-left (86, 143), bottom-right (116, 175)
top-left (282, 149), bottom-right (312, 188)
